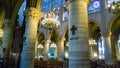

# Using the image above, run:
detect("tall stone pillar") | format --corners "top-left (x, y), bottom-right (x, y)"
top-left (1, 20), bottom-right (14, 58)
top-left (111, 33), bottom-right (117, 62)
top-left (20, 7), bottom-right (43, 68)
top-left (43, 40), bottom-right (51, 60)
top-left (69, 0), bottom-right (90, 68)
top-left (58, 37), bottom-right (65, 61)
top-left (101, 31), bottom-right (114, 65)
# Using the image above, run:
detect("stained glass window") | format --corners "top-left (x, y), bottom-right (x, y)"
top-left (49, 42), bottom-right (56, 58)
top-left (50, 48), bottom-right (55, 57)
top-left (18, 0), bottom-right (26, 25)
top-left (118, 35), bottom-right (120, 54)
top-left (88, 0), bottom-right (101, 14)
top-left (98, 37), bottom-right (105, 59)
top-left (41, 0), bottom-right (66, 13)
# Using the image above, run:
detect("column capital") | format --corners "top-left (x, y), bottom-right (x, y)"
top-left (68, 0), bottom-right (90, 4)
top-left (61, 37), bottom-right (66, 41)
top-left (24, 7), bottom-right (44, 20)
top-left (57, 37), bottom-right (66, 43)
top-left (100, 31), bottom-right (112, 37)
top-left (45, 40), bottom-right (51, 44)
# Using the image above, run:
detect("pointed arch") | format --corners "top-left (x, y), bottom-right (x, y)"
top-left (12, 0), bottom-right (24, 21)
top-left (110, 15), bottom-right (120, 31)
top-left (88, 19), bottom-right (101, 40)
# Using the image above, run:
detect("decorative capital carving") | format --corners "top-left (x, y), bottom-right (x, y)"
top-left (45, 40), bottom-right (51, 44)
top-left (68, 0), bottom-right (90, 4)
top-left (24, 7), bottom-right (44, 20)
top-left (100, 31), bottom-right (112, 37)
top-left (61, 37), bottom-right (66, 42)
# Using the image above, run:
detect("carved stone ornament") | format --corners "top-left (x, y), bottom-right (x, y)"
top-left (100, 31), bottom-right (112, 37)
top-left (24, 7), bottom-right (44, 20)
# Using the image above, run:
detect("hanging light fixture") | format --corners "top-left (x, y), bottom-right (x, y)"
top-left (89, 39), bottom-right (97, 45)
top-left (50, 42), bottom-right (56, 48)
top-left (37, 44), bottom-right (43, 49)
top-left (106, 0), bottom-right (120, 13)
top-left (41, 10), bottom-right (60, 30)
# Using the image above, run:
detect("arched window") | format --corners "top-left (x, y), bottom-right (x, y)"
top-left (118, 34), bottom-right (120, 54)
top-left (18, 0), bottom-right (26, 26)
top-left (98, 37), bottom-right (105, 59)
top-left (49, 42), bottom-right (57, 59)
top-left (63, 7), bottom-right (68, 21)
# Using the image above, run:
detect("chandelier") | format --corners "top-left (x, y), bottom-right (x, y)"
top-left (37, 44), bottom-right (43, 49)
top-left (41, 11), bottom-right (60, 30)
top-left (89, 39), bottom-right (97, 45)
top-left (50, 42), bottom-right (57, 48)
top-left (107, 0), bottom-right (120, 13)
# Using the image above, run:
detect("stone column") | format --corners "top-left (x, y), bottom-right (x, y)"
top-left (58, 37), bottom-right (65, 61)
top-left (111, 33), bottom-right (117, 62)
top-left (35, 41), bottom-right (38, 58)
top-left (20, 7), bottom-right (43, 68)
top-left (101, 32), bottom-right (114, 65)
top-left (69, 0), bottom-right (90, 68)
top-left (43, 40), bottom-right (51, 60)
top-left (1, 20), bottom-right (14, 58)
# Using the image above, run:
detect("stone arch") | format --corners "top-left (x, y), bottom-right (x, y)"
top-left (110, 16), bottom-right (120, 32)
top-left (110, 16), bottom-right (120, 45)
top-left (38, 28), bottom-right (47, 39)
top-left (88, 19), bottom-right (101, 27)
top-left (59, 21), bottom-right (68, 40)
top-left (51, 29), bottom-right (59, 42)
top-left (88, 19), bottom-right (101, 40)
top-left (109, 15), bottom-right (120, 31)
top-left (61, 23), bottom-right (68, 39)
top-left (109, 16), bottom-right (120, 61)
top-left (11, 0), bottom-right (24, 21)
top-left (0, 10), bottom-right (5, 28)
top-left (37, 32), bottom-right (45, 44)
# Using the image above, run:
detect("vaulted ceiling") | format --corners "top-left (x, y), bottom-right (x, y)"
top-left (0, 0), bottom-right (24, 19)
top-left (0, 0), bottom-right (42, 29)
top-left (0, 0), bottom-right (42, 19)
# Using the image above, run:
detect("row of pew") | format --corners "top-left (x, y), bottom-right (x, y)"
top-left (34, 60), bottom-right (64, 68)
